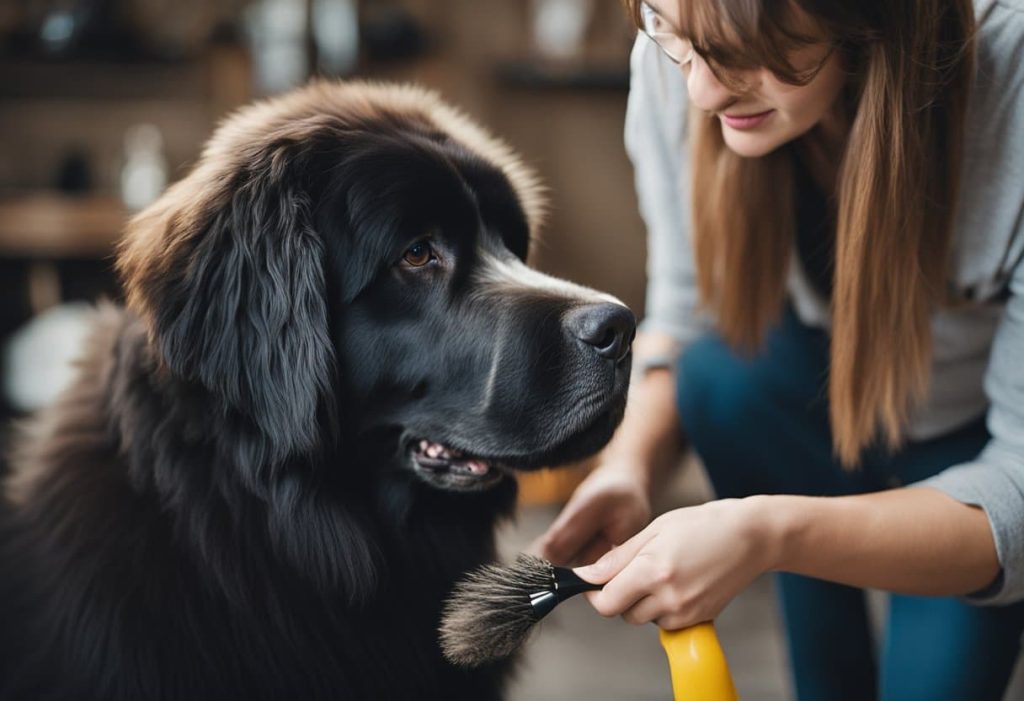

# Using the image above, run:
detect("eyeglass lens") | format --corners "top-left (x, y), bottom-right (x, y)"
top-left (639, 2), bottom-right (694, 65)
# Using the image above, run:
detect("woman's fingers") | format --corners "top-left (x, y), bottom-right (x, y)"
top-left (575, 536), bottom-right (615, 569)
top-left (576, 525), bottom-right (659, 601)
top-left (621, 590), bottom-right (703, 629)
top-left (528, 530), bottom-right (610, 567)
top-left (535, 460), bottom-right (655, 567)
top-left (535, 498), bottom-right (600, 565)
top-left (621, 594), bottom-right (662, 626)
top-left (582, 552), bottom-right (656, 615)
top-left (571, 503), bottom-right (762, 629)
top-left (655, 613), bottom-right (704, 631)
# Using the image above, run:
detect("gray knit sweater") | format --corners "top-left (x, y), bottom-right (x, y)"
top-left (626, 0), bottom-right (1024, 605)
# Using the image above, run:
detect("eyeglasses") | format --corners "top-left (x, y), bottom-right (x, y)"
top-left (639, 2), bottom-right (695, 66)
top-left (638, 2), bottom-right (837, 87)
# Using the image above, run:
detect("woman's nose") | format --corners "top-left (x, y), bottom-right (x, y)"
top-left (683, 56), bottom-right (742, 113)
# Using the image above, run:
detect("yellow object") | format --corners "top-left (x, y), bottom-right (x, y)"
top-left (659, 623), bottom-right (740, 701)
top-left (516, 460), bottom-right (594, 506)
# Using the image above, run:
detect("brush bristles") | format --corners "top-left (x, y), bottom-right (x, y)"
top-left (439, 554), bottom-right (554, 667)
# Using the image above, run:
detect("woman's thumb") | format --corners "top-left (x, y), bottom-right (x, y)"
top-left (574, 526), bottom-right (654, 585)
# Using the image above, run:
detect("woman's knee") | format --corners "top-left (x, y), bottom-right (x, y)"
top-left (881, 595), bottom-right (1024, 701)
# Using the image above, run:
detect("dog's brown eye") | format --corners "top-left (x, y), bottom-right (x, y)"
top-left (402, 241), bottom-right (434, 268)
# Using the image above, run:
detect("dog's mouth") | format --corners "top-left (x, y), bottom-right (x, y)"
top-left (409, 439), bottom-right (509, 492)
top-left (406, 394), bottom-right (627, 493)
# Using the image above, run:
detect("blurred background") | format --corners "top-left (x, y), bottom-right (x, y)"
top-left (0, 0), bottom-right (645, 451)
top-left (0, 1), bottom-right (1019, 699)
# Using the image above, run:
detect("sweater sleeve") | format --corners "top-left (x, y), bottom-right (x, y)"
top-left (624, 35), bottom-right (713, 353)
top-left (915, 0), bottom-right (1024, 607)
top-left (920, 251), bottom-right (1024, 605)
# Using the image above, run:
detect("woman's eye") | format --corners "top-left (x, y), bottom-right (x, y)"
top-left (642, 4), bottom-right (665, 33)
top-left (402, 241), bottom-right (434, 268)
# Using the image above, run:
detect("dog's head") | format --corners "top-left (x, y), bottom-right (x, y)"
top-left (118, 81), bottom-right (633, 495)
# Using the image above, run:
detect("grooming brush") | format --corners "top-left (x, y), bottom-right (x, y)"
top-left (439, 554), bottom-right (739, 701)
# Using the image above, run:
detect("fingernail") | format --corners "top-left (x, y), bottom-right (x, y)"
top-left (574, 561), bottom-right (601, 581)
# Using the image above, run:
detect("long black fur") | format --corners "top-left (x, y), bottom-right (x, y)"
top-left (0, 82), bottom-right (631, 700)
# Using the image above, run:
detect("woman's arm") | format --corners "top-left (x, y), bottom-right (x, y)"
top-left (763, 488), bottom-right (999, 596)
top-left (575, 488), bottom-right (1000, 630)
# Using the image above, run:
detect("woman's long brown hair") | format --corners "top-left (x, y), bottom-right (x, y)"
top-left (625, 0), bottom-right (976, 465)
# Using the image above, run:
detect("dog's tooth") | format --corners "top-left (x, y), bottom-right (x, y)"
top-left (465, 460), bottom-right (489, 475)
top-left (418, 440), bottom-right (429, 452)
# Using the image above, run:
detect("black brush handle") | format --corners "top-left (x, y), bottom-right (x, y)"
top-left (553, 566), bottom-right (603, 599)
top-left (529, 566), bottom-right (602, 619)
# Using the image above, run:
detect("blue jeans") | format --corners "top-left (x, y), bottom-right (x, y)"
top-left (675, 306), bottom-right (1024, 701)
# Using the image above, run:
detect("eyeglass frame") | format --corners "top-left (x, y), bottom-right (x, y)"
top-left (638, 2), bottom-right (695, 66)
top-left (637, 1), bottom-right (838, 85)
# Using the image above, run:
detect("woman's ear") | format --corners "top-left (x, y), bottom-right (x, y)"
top-left (118, 161), bottom-right (336, 474)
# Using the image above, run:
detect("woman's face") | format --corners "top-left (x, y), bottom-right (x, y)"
top-left (649, 1), bottom-right (847, 158)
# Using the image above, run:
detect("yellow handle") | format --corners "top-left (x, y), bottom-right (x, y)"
top-left (659, 623), bottom-right (740, 701)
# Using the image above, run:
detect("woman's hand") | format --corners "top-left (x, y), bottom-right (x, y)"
top-left (573, 497), bottom-right (778, 630)
top-left (569, 489), bottom-right (1001, 630)
top-left (532, 460), bottom-right (653, 567)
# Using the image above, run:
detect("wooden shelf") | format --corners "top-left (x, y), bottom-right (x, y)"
top-left (0, 57), bottom-right (209, 100)
top-left (0, 193), bottom-right (127, 258)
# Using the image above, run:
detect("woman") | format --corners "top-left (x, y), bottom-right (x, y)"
top-left (537, 0), bottom-right (1024, 699)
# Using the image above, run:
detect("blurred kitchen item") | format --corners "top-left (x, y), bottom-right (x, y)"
top-left (247, 0), bottom-right (309, 94)
top-left (36, 0), bottom-right (109, 57)
top-left (531, 0), bottom-right (594, 61)
top-left (2, 301), bottom-right (93, 413)
top-left (495, 0), bottom-right (629, 91)
top-left (119, 123), bottom-right (167, 211)
top-left (55, 149), bottom-right (94, 194)
top-left (123, 0), bottom-right (244, 59)
top-left (360, 1), bottom-right (430, 63)
top-left (313, 0), bottom-right (359, 76)
top-left (23, 0), bottom-right (155, 60)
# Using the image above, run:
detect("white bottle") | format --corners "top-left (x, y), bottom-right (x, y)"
top-left (248, 0), bottom-right (309, 95)
top-left (532, 0), bottom-right (594, 61)
top-left (314, 0), bottom-right (358, 76)
top-left (120, 123), bottom-right (168, 212)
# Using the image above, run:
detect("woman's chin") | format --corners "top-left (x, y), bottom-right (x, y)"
top-left (720, 126), bottom-right (788, 158)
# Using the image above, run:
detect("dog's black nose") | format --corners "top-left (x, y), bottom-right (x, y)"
top-left (570, 303), bottom-right (636, 363)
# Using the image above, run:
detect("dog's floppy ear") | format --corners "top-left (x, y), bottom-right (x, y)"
top-left (119, 133), bottom-right (387, 601)
top-left (118, 142), bottom-right (335, 475)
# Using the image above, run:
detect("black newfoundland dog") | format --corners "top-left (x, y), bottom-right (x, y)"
top-left (0, 82), bottom-right (633, 700)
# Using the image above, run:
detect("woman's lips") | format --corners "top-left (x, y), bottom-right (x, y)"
top-left (720, 109), bottom-right (775, 130)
